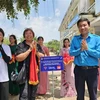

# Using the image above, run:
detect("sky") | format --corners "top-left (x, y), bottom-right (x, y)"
top-left (0, 0), bottom-right (71, 42)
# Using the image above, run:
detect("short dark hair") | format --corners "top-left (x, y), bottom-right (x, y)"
top-left (23, 28), bottom-right (35, 38)
top-left (37, 36), bottom-right (44, 41)
top-left (77, 18), bottom-right (90, 27)
top-left (0, 28), bottom-right (5, 37)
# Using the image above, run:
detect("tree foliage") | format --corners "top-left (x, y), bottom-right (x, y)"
top-left (0, 0), bottom-right (46, 19)
top-left (46, 39), bottom-right (60, 53)
top-left (4, 37), bottom-right (10, 44)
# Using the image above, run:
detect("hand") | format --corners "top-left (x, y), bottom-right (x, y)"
top-left (81, 39), bottom-right (88, 51)
top-left (29, 41), bottom-right (37, 51)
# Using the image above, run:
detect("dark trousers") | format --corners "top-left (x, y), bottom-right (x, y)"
top-left (74, 66), bottom-right (99, 100)
top-left (0, 81), bottom-right (9, 100)
top-left (19, 81), bottom-right (38, 100)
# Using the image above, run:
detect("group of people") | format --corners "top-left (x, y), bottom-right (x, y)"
top-left (0, 17), bottom-right (100, 100)
top-left (0, 28), bottom-right (49, 100)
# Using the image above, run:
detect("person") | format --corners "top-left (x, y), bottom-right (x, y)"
top-left (15, 28), bottom-right (39, 100)
top-left (98, 60), bottom-right (100, 90)
top-left (8, 35), bottom-right (19, 100)
top-left (37, 36), bottom-right (50, 95)
top-left (69, 18), bottom-right (100, 100)
top-left (0, 28), bottom-right (12, 100)
top-left (60, 38), bottom-right (76, 97)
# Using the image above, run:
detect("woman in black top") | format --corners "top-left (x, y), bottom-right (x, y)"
top-left (15, 28), bottom-right (39, 100)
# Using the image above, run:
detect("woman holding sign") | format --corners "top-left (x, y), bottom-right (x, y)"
top-left (37, 36), bottom-right (49, 95)
top-left (60, 38), bottom-right (76, 97)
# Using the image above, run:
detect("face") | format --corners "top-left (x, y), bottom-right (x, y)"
top-left (64, 40), bottom-right (70, 47)
top-left (78, 21), bottom-right (90, 35)
top-left (24, 30), bottom-right (34, 41)
top-left (9, 36), bottom-right (15, 44)
top-left (38, 38), bottom-right (43, 45)
top-left (0, 32), bottom-right (4, 43)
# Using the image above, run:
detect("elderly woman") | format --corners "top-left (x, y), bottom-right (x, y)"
top-left (15, 28), bottom-right (39, 100)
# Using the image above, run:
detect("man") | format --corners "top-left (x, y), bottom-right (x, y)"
top-left (69, 18), bottom-right (100, 100)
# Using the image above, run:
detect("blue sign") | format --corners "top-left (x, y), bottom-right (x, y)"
top-left (68, 14), bottom-right (80, 29)
top-left (40, 56), bottom-right (64, 71)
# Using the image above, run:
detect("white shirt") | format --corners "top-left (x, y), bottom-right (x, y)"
top-left (0, 44), bottom-right (12, 82)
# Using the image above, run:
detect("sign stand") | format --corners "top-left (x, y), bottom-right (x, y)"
top-left (40, 56), bottom-right (64, 100)
top-left (52, 71), bottom-right (54, 100)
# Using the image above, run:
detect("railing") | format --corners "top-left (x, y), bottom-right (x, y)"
top-left (87, 2), bottom-right (95, 13)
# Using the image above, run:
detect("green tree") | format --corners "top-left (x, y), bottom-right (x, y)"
top-left (46, 39), bottom-right (60, 53)
top-left (3, 37), bottom-right (10, 44)
top-left (0, 0), bottom-right (46, 19)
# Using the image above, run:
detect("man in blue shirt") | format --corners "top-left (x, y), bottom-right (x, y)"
top-left (70, 18), bottom-right (100, 100)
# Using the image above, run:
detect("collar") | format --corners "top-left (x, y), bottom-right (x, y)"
top-left (78, 33), bottom-right (92, 39)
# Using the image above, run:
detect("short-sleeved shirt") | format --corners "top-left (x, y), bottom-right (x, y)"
top-left (0, 44), bottom-right (12, 82)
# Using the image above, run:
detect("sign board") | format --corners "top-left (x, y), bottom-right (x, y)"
top-left (40, 56), bottom-right (64, 71)
top-left (68, 14), bottom-right (80, 29)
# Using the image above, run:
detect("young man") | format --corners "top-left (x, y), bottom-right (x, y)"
top-left (69, 18), bottom-right (100, 100)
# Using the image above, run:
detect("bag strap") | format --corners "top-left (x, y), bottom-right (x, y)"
top-left (14, 60), bottom-right (26, 74)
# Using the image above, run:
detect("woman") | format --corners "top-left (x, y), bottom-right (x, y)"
top-left (8, 35), bottom-right (19, 99)
top-left (0, 28), bottom-right (12, 100)
top-left (60, 38), bottom-right (76, 97)
top-left (37, 36), bottom-right (49, 95)
top-left (15, 28), bottom-right (39, 100)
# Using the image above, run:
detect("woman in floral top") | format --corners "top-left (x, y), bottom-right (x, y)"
top-left (60, 38), bottom-right (76, 97)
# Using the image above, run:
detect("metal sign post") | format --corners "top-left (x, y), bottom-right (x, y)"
top-left (40, 56), bottom-right (64, 100)
top-left (52, 71), bottom-right (54, 100)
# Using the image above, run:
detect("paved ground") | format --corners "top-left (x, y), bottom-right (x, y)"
top-left (36, 52), bottom-right (100, 100)
top-left (36, 71), bottom-right (100, 100)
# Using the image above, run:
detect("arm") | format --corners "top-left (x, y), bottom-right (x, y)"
top-left (69, 37), bottom-right (81, 56)
top-left (45, 47), bottom-right (49, 56)
top-left (16, 41), bottom-right (36, 62)
top-left (0, 45), bottom-right (11, 63)
top-left (86, 37), bottom-right (100, 58)
top-left (16, 49), bottom-right (31, 62)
